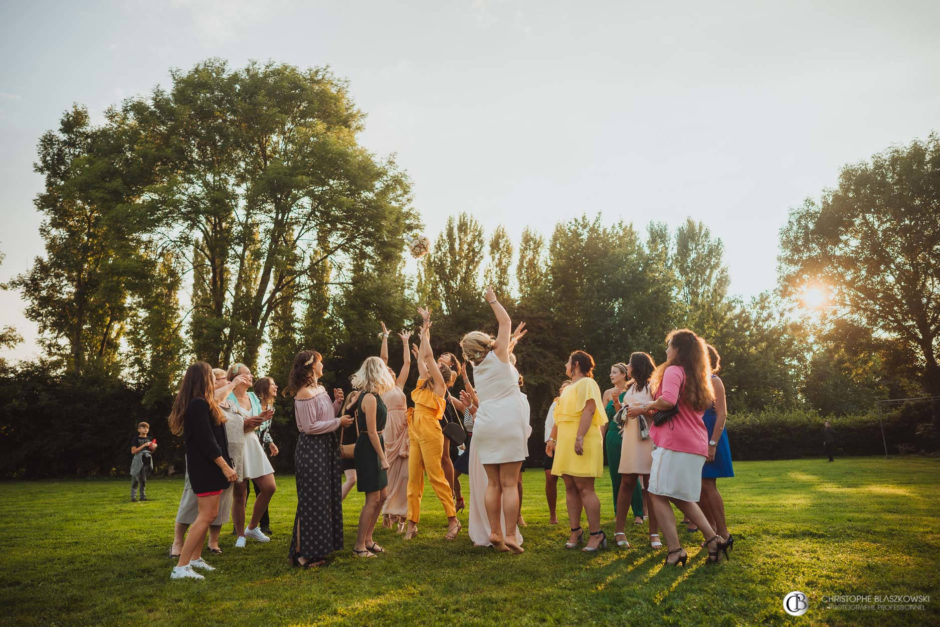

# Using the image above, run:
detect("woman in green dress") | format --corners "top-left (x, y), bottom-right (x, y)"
top-left (602, 363), bottom-right (644, 526)
top-left (350, 356), bottom-right (394, 558)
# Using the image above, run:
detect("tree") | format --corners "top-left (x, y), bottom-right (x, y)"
top-left (779, 134), bottom-right (940, 394)
top-left (672, 218), bottom-right (731, 339)
top-left (0, 251), bottom-right (22, 367)
top-left (483, 226), bottom-right (514, 296)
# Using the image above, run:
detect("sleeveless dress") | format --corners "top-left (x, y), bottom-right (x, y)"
top-left (618, 384), bottom-right (654, 474)
top-left (353, 392), bottom-right (388, 493)
top-left (381, 386), bottom-right (409, 517)
top-left (470, 351), bottom-right (531, 464)
top-left (228, 391), bottom-right (274, 479)
top-left (604, 391), bottom-right (626, 510)
top-left (702, 376), bottom-right (734, 478)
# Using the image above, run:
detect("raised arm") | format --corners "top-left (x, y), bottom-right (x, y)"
top-left (379, 322), bottom-right (390, 364)
top-left (460, 362), bottom-right (479, 407)
top-left (396, 330), bottom-right (412, 389)
top-left (418, 308), bottom-right (446, 396)
top-left (485, 287), bottom-right (511, 362)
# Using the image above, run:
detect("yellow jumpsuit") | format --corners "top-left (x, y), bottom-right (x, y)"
top-left (406, 380), bottom-right (457, 522)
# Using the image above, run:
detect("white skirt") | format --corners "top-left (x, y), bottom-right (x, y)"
top-left (647, 446), bottom-right (704, 503)
top-left (242, 431), bottom-right (274, 480)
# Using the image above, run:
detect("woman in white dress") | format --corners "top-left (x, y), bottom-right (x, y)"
top-left (460, 287), bottom-right (531, 553)
top-left (226, 363), bottom-right (276, 548)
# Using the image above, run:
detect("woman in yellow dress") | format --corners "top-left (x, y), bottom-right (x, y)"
top-left (545, 350), bottom-right (607, 551)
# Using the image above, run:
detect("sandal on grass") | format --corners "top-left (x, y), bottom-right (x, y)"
top-left (366, 543), bottom-right (384, 554)
top-left (353, 548), bottom-right (376, 558)
top-left (613, 532), bottom-right (630, 548)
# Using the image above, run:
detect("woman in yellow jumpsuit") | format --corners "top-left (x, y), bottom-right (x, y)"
top-left (404, 307), bottom-right (461, 541)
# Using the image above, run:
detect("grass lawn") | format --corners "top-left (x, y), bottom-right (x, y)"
top-left (0, 456), bottom-right (938, 625)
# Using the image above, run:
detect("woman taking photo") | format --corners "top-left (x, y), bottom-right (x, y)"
top-left (404, 308), bottom-right (460, 541)
top-left (545, 350), bottom-right (607, 552)
top-left (379, 324), bottom-right (412, 533)
top-left (286, 350), bottom-right (353, 568)
top-left (612, 352), bottom-right (660, 549)
top-left (225, 363), bottom-right (276, 548)
top-left (460, 287), bottom-right (530, 553)
top-left (349, 356), bottom-right (395, 557)
top-left (626, 329), bottom-right (727, 566)
top-left (169, 362), bottom-right (238, 580)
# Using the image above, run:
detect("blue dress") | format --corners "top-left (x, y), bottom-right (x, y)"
top-left (701, 378), bottom-right (734, 479)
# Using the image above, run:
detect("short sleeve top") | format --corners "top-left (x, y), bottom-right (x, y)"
top-left (554, 377), bottom-right (605, 427)
top-left (649, 365), bottom-right (708, 457)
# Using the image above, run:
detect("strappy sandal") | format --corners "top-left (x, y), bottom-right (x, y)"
top-left (292, 555), bottom-right (325, 569)
top-left (169, 547), bottom-right (181, 559)
top-left (705, 535), bottom-right (725, 564)
top-left (582, 530), bottom-right (607, 552)
top-left (665, 547), bottom-right (688, 567)
top-left (565, 527), bottom-right (583, 549)
top-left (445, 520), bottom-right (462, 540)
top-left (649, 533), bottom-right (662, 549)
top-left (403, 525), bottom-right (418, 540)
top-left (366, 542), bottom-right (385, 554)
top-left (208, 547), bottom-right (223, 555)
top-left (353, 548), bottom-right (376, 558)
top-left (614, 532), bottom-right (630, 548)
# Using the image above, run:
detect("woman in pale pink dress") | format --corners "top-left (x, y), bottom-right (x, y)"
top-left (379, 323), bottom-right (412, 532)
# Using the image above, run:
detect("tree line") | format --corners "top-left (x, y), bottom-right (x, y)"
top-left (1, 59), bottom-right (938, 476)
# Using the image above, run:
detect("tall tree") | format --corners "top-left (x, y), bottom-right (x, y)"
top-left (483, 225), bottom-right (514, 296)
top-left (672, 218), bottom-right (731, 339)
top-left (779, 134), bottom-right (940, 394)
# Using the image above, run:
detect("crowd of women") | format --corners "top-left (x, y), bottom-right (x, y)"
top-left (167, 288), bottom-right (734, 579)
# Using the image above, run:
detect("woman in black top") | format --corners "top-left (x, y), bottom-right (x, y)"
top-left (168, 362), bottom-right (238, 580)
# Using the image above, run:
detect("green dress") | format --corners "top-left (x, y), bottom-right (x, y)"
top-left (353, 392), bottom-right (388, 493)
top-left (605, 393), bottom-right (644, 517)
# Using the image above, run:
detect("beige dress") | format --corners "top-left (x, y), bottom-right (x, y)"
top-left (381, 386), bottom-right (409, 517)
top-left (618, 383), bottom-right (654, 475)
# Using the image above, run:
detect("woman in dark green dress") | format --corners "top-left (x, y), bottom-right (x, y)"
top-left (603, 364), bottom-right (644, 530)
top-left (351, 356), bottom-right (394, 557)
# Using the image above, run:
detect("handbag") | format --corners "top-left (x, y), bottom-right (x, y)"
top-left (651, 405), bottom-right (679, 427)
top-left (339, 393), bottom-right (362, 460)
top-left (442, 398), bottom-right (467, 445)
top-left (637, 414), bottom-right (651, 440)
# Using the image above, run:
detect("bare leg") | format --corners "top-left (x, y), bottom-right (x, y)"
top-left (516, 475), bottom-right (526, 527)
top-left (562, 475), bottom-right (583, 545)
top-left (232, 481), bottom-right (248, 537)
top-left (614, 474), bottom-right (639, 542)
top-left (172, 522), bottom-right (188, 556)
top-left (650, 493), bottom-right (682, 560)
top-left (641, 474), bottom-right (659, 541)
top-left (366, 488), bottom-right (388, 548)
top-left (355, 491), bottom-right (382, 551)
top-left (177, 495), bottom-right (219, 567)
top-left (499, 462), bottom-right (524, 553)
top-left (453, 473), bottom-right (463, 505)
top-left (441, 437), bottom-right (456, 493)
top-left (483, 464), bottom-right (508, 551)
top-left (671, 498), bottom-right (718, 545)
top-left (247, 474), bottom-right (276, 531)
top-left (574, 477), bottom-right (603, 549)
top-left (544, 470), bottom-right (558, 524)
top-left (700, 478), bottom-right (728, 539)
top-left (341, 469), bottom-right (357, 500)
top-left (208, 525), bottom-right (221, 551)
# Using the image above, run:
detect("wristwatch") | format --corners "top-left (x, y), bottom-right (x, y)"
top-left (708, 440), bottom-right (717, 446)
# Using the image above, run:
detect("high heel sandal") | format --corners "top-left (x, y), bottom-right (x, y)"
top-left (724, 534), bottom-right (734, 553)
top-left (582, 530), bottom-right (607, 552)
top-left (396, 519), bottom-right (407, 535)
top-left (665, 548), bottom-right (688, 567)
top-left (649, 533), bottom-right (662, 549)
top-left (565, 527), bottom-right (583, 549)
top-left (705, 535), bottom-right (725, 563)
top-left (613, 532), bottom-right (630, 548)
top-left (445, 520), bottom-right (462, 540)
top-left (353, 548), bottom-right (376, 558)
top-left (403, 524), bottom-right (419, 540)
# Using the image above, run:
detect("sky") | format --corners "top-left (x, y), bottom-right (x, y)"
top-left (1, 0), bottom-right (939, 362)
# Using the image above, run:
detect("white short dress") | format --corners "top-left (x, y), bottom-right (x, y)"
top-left (469, 351), bottom-right (531, 464)
top-left (227, 391), bottom-right (274, 480)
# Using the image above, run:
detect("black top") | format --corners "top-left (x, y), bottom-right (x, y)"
top-left (183, 398), bottom-right (231, 494)
top-left (130, 435), bottom-right (153, 459)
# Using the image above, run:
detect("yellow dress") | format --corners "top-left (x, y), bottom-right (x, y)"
top-left (551, 377), bottom-right (605, 478)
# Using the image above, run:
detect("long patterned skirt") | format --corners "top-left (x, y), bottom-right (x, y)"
top-left (289, 432), bottom-right (344, 563)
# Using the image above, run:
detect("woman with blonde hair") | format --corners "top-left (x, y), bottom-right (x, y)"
top-left (461, 287), bottom-right (531, 553)
top-left (404, 308), bottom-right (461, 541)
top-left (545, 350), bottom-right (607, 552)
top-left (348, 356), bottom-right (395, 557)
top-left (168, 362), bottom-right (238, 580)
top-left (379, 324), bottom-right (412, 533)
top-left (286, 350), bottom-right (353, 568)
top-left (626, 329), bottom-right (726, 566)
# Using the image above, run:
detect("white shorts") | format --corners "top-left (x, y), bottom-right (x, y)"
top-left (647, 446), bottom-right (705, 503)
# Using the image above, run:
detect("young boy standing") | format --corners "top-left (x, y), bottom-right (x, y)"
top-left (130, 422), bottom-right (157, 501)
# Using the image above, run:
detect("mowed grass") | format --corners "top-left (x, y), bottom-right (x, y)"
top-left (0, 457), bottom-right (938, 626)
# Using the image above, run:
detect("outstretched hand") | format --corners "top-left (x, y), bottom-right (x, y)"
top-left (484, 286), bottom-right (496, 303)
top-left (509, 321), bottom-right (528, 349)
top-left (399, 329), bottom-right (412, 343)
top-left (380, 321), bottom-right (389, 337)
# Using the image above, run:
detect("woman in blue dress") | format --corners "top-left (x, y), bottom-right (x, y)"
top-left (700, 344), bottom-right (733, 549)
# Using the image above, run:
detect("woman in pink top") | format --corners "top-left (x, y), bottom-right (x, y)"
top-left (285, 349), bottom-right (353, 569)
top-left (627, 329), bottom-right (727, 566)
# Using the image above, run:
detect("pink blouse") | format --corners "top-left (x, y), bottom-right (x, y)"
top-left (294, 389), bottom-right (343, 435)
top-left (649, 365), bottom-right (708, 457)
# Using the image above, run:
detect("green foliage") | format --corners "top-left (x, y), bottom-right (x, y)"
top-left (779, 133), bottom-right (940, 394)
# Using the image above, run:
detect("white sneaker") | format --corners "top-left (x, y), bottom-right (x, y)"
top-left (244, 526), bottom-right (270, 543)
top-left (170, 565), bottom-right (204, 580)
top-left (189, 558), bottom-right (215, 571)
top-left (235, 536), bottom-right (247, 548)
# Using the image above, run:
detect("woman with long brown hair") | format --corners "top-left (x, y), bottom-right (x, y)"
top-left (626, 329), bottom-right (727, 566)
top-left (168, 362), bottom-right (238, 580)
top-left (285, 350), bottom-right (353, 568)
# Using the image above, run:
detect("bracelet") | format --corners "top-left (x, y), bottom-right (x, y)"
top-left (486, 299), bottom-right (497, 304)
top-left (548, 438), bottom-right (556, 444)
top-left (575, 435), bottom-right (584, 440)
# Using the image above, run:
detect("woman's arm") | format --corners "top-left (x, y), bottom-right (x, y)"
top-left (574, 399), bottom-right (597, 455)
top-left (545, 422), bottom-right (559, 457)
top-left (485, 287), bottom-right (512, 362)
top-left (418, 319), bottom-right (447, 397)
top-left (461, 363), bottom-right (479, 406)
top-left (362, 394), bottom-right (389, 470)
top-left (379, 322), bottom-right (390, 364)
top-left (708, 377), bottom-right (728, 462)
top-left (397, 330), bottom-right (412, 388)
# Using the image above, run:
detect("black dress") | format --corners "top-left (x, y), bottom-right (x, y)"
top-left (183, 398), bottom-right (230, 494)
top-left (353, 392), bottom-right (388, 493)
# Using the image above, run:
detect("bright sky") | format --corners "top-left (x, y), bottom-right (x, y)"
top-left (2, 0), bottom-right (939, 362)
